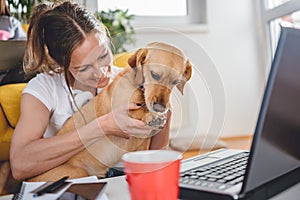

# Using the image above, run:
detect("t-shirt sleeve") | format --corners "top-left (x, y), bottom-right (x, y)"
top-left (22, 74), bottom-right (56, 112)
top-left (110, 65), bottom-right (123, 80)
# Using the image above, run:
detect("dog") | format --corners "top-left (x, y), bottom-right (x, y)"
top-left (28, 42), bottom-right (192, 181)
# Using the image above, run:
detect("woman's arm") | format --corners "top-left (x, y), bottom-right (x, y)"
top-left (149, 111), bottom-right (171, 150)
top-left (10, 94), bottom-right (94, 180)
top-left (10, 95), bottom-right (152, 180)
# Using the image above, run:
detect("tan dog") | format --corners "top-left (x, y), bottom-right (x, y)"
top-left (29, 42), bottom-right (192, 181)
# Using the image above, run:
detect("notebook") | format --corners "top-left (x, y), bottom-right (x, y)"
top-left (179, 26), bottom-right (300, 200)
top-left (13, 176), bottom-right (108, 200)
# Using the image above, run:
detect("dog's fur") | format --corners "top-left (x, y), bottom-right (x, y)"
top-left (28, 42), bottom-right (192, 181)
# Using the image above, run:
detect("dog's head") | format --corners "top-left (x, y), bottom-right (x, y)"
top-left (128, 42), bottom-right (192, 114)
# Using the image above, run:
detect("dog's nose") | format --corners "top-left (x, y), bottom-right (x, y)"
top-left (153, 102), bottom-right (166, 113)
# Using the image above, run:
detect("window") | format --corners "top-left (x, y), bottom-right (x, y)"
top-left (266, 0), bottom-right (291, 9)
top-left (97, 0), bottom-right (207, 30)
top-left (259, 0), bottom-right (300, 62)
top-left (99, 0), bottom-right (187, 16)
top-left (252, 0), bottom-right (300, 80)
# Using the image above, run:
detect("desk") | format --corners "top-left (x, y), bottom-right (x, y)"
top-left (0, 175), bottom-right (298, 200)
top-left (100, 176), bottom-right (130, 200)
top-left (100, 135), bottom-right (299, 200)
top-left (100, 175), bottom-right (300, 200)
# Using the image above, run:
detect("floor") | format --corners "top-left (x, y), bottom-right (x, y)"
top-left (182, 135), bottom-right (253, 159)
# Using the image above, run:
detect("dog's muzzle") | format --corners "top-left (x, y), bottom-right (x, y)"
top-left (153, 102), bottom-right (166, 113)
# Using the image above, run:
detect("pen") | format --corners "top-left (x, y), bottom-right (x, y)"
top-left (34, 176), bottom-right (69, 197)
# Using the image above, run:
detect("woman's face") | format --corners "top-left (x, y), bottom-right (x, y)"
top-left (69, 33), bottom-right (112, 89)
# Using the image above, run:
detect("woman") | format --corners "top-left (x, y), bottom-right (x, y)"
top-left (0, 0), bottom-right (26, 40)
top-left (10, 1), bottom-right (170, 181)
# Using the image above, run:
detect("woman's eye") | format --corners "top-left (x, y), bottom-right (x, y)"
top-left (100, 52), bottom-right (108, 59)
top-left (78, 65), bottom-right (91, 72)
top-left (151, 71), bottom-right (161, 81)
top-left (171, 79), bottom-right (180, 85)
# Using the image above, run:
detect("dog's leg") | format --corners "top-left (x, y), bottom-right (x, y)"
top-left (129, 107), bottom-right (167, 130)
top-left (27, 163), bottom-right (89, 182)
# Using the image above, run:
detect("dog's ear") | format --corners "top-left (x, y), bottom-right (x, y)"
top-left (128, 48), bottom-right (148, 86)
top-left (176, 60), bottom-right (192, 95)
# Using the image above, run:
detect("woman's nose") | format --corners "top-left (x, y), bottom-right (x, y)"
top-left (92, 65), bottom-right (102, 77)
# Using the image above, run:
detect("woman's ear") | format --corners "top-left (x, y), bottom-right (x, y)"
top-left (128, 48), bottom-right (148, 86)
top-left (176, 60), bottom-right (192, 95)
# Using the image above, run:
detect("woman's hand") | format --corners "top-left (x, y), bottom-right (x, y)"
top-left (98, 102), bottom-right (153, 138)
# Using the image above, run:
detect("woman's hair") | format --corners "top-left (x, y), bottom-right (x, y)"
top-left (0, 0), bottom-right (11, 16)
top-left (24, 1), bottom-right (109, 86)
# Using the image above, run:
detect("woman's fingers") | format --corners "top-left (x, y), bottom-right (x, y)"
top-left (101, 102), bottom-right (156, 138)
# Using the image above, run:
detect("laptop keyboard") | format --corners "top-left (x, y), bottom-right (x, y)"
top-left (180, 152), bottom-right (249, 191)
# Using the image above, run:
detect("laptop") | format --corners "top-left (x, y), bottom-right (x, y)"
top-left (0, 40), bottom-right (34, 85)
top-left (0, 40), bottom-right (26, 72)
top-left (179, 26), bottom-right (300, 200)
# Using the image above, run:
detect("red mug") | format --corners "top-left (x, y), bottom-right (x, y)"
top-left (122, 150), bottom-right (182, 200)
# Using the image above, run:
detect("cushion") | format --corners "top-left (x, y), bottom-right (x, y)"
top-left (0, 105), bottom-right (8, 134)
top-left (0, 83), bottom-right (26, 128)
top-left (113, 52), bottom-right (133, 68)
top-left (0, 105), bottom-right (13, 144)
top-left (0, 105), bottom-right (14, 160)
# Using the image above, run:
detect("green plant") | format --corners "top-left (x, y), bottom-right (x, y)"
top-left (6, 0), bottom-right (43, 23)
top-left (95, 8), bottom-right (135, 54)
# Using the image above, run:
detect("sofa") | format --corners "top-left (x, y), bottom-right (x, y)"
top-left (0, 83), bottom-right (26, 160)
top-left (0, 53), bottom-right (131, 162)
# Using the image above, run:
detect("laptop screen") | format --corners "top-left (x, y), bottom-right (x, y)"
top-left (242, 27), bottom-right (300, 193)
top-left (0, 40), bottom-right (26, 72)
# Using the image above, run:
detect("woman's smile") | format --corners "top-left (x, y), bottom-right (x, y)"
top-left (69, 33), bottom-right (112, 90)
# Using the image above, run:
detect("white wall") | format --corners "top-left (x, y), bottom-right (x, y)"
top-left (196, 0), bottom-right (266, 137)
top-left (91, 0), bottom-right (268, 139)
top-left (127, 0), bottom-right (267, 139)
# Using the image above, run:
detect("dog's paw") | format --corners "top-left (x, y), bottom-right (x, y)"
top-left (145, 112), bottom-right (167, 129)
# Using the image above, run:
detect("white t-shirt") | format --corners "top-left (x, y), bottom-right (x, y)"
top-left (22, 65), bottom-right (122, 138)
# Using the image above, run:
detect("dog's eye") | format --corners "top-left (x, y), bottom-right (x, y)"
top-left (171, 80), bottom-right (180, 85)
top-left (151, 71), bottom-right (161, 81)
